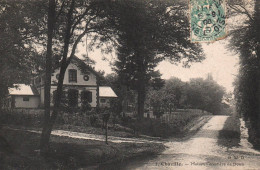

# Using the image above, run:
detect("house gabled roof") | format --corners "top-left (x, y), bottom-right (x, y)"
top-left (99, 86), bottom-right (117, 98)
top-left (35, 56), bottom-right (105, 82)
top-left (9, 84), bottom-right (39, 96)
top-left (70, 56), bottom-right (104, 79)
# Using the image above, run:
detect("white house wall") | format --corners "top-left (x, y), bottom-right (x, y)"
top-left (37, 63), bottom-right (98, 107)
top-left (51, 64), bottom-right (97, 86)
top-left (50, 86), bottom-right (97, 107)
top-left (14, 96), bottom-right (40, 108)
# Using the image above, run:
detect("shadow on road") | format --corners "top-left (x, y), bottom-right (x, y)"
top-left (217, 116), bottom-right (241, 149)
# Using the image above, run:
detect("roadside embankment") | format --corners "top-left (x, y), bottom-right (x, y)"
top-left (0, 128), bottom-right (165, 169)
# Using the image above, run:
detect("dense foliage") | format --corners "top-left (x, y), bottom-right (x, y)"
top-left (0, 1), bottom-right (46, 109)
top-left (106, 0), bottom-right (204, 118)
top-left (146, 77), bottom-right (226, 116)
top-left (228, 0), bottom-right (260, 147)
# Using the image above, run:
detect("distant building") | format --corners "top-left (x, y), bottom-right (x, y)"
top-left (7, 57), bottom-right (117, 109)
top-left (206, 73), bottom-right (214, 81)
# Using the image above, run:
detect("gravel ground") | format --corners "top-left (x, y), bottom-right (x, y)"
top-left (122, 116), bottom-right (260, 170)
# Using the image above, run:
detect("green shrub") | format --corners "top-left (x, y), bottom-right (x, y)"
top-left (0, 110), bottom-right (43, 127)
top-left (123, 111), bottom-right (207, 137)
top-left (56, 112), bottom-right (90, 127)
top-left (90, 115), bottom-right (98, 127)
top-left (0, 109), bottom-right (100, 128)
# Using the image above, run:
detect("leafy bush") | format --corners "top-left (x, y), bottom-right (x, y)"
top-left (126, 119), bottom-right (179, 137)
top-left (123, 111), bottom-right (208, 137)
top-left (90, 114), bottom-right (98, 127)
top-left (56, 112), bottom-right (90, 127)
top-left (0, 109), bottom-right (100, 128)
top-left (0, 110), bottom-right (43, 127)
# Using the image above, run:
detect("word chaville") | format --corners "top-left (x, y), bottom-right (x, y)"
top-left (190, 0), bottom-right (226, 42)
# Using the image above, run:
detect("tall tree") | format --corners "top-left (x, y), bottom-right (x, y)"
top-left (39, 0), bottom-right (115, 153)
top-left (0, 0), bottom-right (45, 109)
top-left (146, 77), bottom-right (226, 115)
top-left (228, 0), bottom-right (260, 146)
top-left (40, 0), bottom-right (56, 154)
top-left (109, 0), bottom-right (204, 118)
top-left (186, 78), bottom-right (225, 114)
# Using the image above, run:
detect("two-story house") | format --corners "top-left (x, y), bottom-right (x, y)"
top-left (8, 57), bottom-right (117, 109)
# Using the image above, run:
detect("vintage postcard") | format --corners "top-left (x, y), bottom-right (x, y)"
top-left (0, 0), bottom-right (259, 169)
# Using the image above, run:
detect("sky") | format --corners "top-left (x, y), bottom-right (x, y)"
top-left (157, 40), bottom-right (239, 92)
top-left (76, 38), bottom-right (239, 93)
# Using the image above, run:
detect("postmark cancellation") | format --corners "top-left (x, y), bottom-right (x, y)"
top-left (190, 0), bottom-right (226, 42)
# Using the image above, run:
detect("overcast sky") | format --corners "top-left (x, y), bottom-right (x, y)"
top-left (157, 40), bottom-right (239, 92)
top-left (76, 38), bottom-right (239, 93)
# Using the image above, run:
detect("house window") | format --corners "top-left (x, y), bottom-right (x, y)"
top-left (68, 69), bottom-right (77, 82)
top-left (81, 91), bottom-right (92, 103)
top-left (53, 90), bottom-right (67, 104)
top-left (100, 99), bottom-right (106, 103)
top-left (68, 89), bottom-right (78, 107)
top-left (23, 96), bottom-right (29, 101)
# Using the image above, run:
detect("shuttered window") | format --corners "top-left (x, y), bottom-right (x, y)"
top-left (81, 91), bottom-right (92, 103)
top-left (68, 89), bottom-right (78, 107)
top-left (52, 90), bottom-right (67, 104)
top-left (68, 69), bottom-right (77, 82)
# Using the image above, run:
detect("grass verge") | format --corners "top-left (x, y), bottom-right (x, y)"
top-left (0, 128), bottom-right (165, 169)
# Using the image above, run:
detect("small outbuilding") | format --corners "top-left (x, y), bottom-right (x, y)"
top-left (99, 86), bottom-right (117, 108)
top-left (8, 84), bottom-right (40, 109)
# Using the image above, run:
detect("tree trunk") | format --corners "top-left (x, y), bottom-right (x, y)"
top-left (122, 85), bottom-right (128, 114)
top-left (40, 0), bottom-right (75, 154)
top-left (255, 0), bottom-right (260, 138)
top-left (137, 77), bottom-right (145, 119)
top-left (136, 51), bottom-right (146, 119)
top-left (96, 79), bottom-right (100, 114)
top-left (40, 54), bottom-right (69, 154)
top-left (40, 0), bottom-right (55, 155)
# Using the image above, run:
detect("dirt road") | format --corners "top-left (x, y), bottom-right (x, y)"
top-left (4, 127), bottom-right (162, 144)
top-left (123, 116), bottom-right (260, 170)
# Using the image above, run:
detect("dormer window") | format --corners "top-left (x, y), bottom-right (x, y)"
top-left (69, 69), bottom-right (77, 83)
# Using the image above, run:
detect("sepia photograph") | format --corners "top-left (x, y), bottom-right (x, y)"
top-left (0, 0), bottom-right (259, 169)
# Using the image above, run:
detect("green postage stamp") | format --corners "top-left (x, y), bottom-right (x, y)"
top-left (190, 0), bottom-right (226, 42)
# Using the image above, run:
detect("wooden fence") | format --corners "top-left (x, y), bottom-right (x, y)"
top-left (160, 109), bottom-right (212, 124)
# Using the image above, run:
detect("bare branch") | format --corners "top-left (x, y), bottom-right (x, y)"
top-left (237, 4), bottom-right (254, 21)
top-left (70, 8), bottom-right (90, 35)
top-left (60, 0), bottom-right (75, 67)
top-left (228, 26), bottom-right (248, 37)
top-left (55, 0), bottom-right (65, 21)
top-left (67, 25), bottom-right (89, 64)
top-left (228, 4), bottom-right (254, 22)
